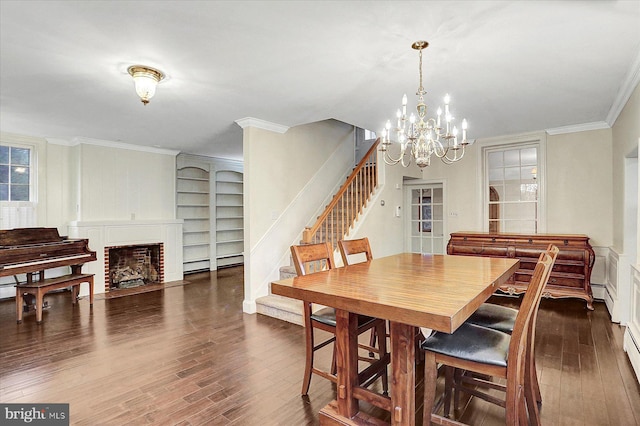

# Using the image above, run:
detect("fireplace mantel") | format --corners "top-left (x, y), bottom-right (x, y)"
top-left (68, 220), bottom-right (183, 295)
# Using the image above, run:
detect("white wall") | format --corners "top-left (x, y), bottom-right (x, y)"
top-left (612, 82), bottom-right (640, 258)
top-left (242, 119), bottom-right (355, 312)
top-left (75, 140), bottom-right (177, 222)
top-left (546, 129), bottom-right (613, 248)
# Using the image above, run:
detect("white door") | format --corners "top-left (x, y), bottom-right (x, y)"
top-left (404, 183), bottom-right (446, 254)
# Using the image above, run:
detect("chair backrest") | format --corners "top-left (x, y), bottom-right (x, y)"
top-left (338, 237), bottom-right (373, 266)
top-left (290, 242), bottom-right (334, 276)
top-left (506, 249), bottom-right (555, 384)
top-left (527, 244), bottom-right (559, 352)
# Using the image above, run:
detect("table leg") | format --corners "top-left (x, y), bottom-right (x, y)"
top-left (334, 308), bottom-right (359, 418)
top-left (390, 321), bottom-right (416, 426)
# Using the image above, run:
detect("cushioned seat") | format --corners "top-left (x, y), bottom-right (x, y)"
top-left (421, 323), bottom-right (510, 367)
top-left (466, 303), bottom-right (518, 334)
top-left (311, 307), bottom-right (376, 328)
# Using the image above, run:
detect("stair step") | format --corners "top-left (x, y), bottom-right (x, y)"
top-left (256, 294), bottom-right (304, 326)
top-left (279, 265), bottom-right (297, 279)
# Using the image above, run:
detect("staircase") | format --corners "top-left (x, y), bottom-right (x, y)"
top-left (256, 139), bottom-right (380, 325)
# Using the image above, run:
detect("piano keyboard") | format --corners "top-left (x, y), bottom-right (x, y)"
top-left (2, 253), bottom-right (94, 269)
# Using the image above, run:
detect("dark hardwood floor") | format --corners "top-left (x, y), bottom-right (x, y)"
top-left (1, 266), bottom-right (638, 425)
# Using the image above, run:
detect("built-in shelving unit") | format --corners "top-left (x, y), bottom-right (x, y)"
top-left (177, 153), bottom-right (244, 274)
top-left (177, 167), bottom-right (211, 273)
top-left (216, 170), bottom-right (244, 268)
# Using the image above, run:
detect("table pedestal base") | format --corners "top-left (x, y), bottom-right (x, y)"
top-left (319, 400), bottom-right (388, 425)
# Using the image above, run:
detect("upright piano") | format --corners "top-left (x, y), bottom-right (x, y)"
top-left (0, 227), bottom-right (97, 323)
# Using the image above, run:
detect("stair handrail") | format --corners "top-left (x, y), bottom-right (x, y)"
top-left (302, 138), bottom-right (380, 246)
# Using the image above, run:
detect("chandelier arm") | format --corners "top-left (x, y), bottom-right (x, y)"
top-left (440, 146), bottom-right (466, 164)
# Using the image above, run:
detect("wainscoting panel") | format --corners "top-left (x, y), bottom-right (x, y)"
top-left (623, 265), bottom-right (640, 382)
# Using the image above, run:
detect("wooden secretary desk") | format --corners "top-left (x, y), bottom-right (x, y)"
top-left (447, 232), bottom-right (596, 310)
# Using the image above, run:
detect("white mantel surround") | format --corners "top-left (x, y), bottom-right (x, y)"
top-left (67, 220), bottom-right (183, 295)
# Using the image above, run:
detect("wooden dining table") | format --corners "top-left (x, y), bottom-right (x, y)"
top-left (271, 252), bottom-right (520, 426)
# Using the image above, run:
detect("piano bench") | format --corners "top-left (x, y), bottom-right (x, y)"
top-left (15, 273), bottom-right (94, 324)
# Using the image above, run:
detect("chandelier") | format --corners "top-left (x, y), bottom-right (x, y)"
top-left (380, 41), bottom-right (469, 168)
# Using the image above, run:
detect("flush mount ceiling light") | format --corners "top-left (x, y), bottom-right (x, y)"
top-left (127, 65), bottom-right (165, 105)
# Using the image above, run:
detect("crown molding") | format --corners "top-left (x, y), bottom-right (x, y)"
top-left (545, 121), bottom-right (611, 135)
top-left (235, 117), bottom-right (289, 133)
top-left (70, 137), bottom-right (180, 155)
top-left (45, 137), bottom-right (75, 146)
top-left (606, 48), bottom-right (640, 126)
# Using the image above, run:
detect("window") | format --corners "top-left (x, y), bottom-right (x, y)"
top-left (480, 133), bottom-right (545, 234)
top-left (364, 129), bottom-right (377, 140)
top-left (0, 145), bottom-right (31, 201)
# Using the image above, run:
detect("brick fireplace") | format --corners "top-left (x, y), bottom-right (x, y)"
top-left (67, 220), bottom-right (183, 296)
top-left (105, 243), bottom-right (164, 292)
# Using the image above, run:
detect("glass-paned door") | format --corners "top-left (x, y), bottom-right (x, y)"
top-left (406, 184), bottom-right (445, 254)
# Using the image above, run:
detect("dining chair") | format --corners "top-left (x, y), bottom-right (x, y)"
top-left (337, 237), bottom-right (381, 352)
top-left (290, 242), bottom-right (388, 396)
top-left (337, 237), bottom-right (373, 266)
top-left (445, 245), bottom-right (559, 423)
top-left (421, 250), bottom-right (555, 425)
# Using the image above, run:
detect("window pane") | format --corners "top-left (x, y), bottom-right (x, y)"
top-left (521, 166), bottom-right (536, 181)
top-left (11, 184), bottom-right (29, 201)
top-left (521, 183), bottom-right (538, 201)
top-left (505, 183), bottom-right (522, 201)
top-left (432, 188), bottom-right (443, 203)
top-left (504, 150), bottom-right (520, 167)
top-left (0, 184), bottom-right (7, 201)
top-left (11, 166), bottom-right (29, 184)
top-left (0, 165), bottom-right (8, 183)
top-left (11, 147), bottom-right (30, 166)
top-left (520, 148), bottom-right (537, 166)
top-left (488, 151), bottom-right (503, 168)
top-left (504, 167), bottom-right (520, 180)
top-left (489, 168), bottom-right (504, 182)
top-left (0, 146), bottom-right (9, 164)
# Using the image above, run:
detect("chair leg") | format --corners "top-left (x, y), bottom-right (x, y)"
top-left (301, 322), bottom-right (315, 395)
top-left (443, 366), bottom-right (454, 418)
top-left (375, 320), bottom-right (389, 395)
top-left (525, 358), bottom-right (541, 425)
top-left (518, 388), bottom-right (528, 426)
top-left (369, 327), bottom-right (377, 357)
top-left (453, 368), bottom-right (464, 413)
top-left (422, 351), bottom-right (437, 426)
top-left (331, 343), bottom-right (337, 375)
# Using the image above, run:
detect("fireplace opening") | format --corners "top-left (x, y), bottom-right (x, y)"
top-left (106, 244), bottom-right (163, 290)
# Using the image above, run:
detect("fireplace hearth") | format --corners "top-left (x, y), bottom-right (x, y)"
top-left (105, 244), bottom-right (164, 291)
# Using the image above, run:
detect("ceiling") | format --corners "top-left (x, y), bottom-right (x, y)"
top-left (1, 1), bottom-right (639, 161)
